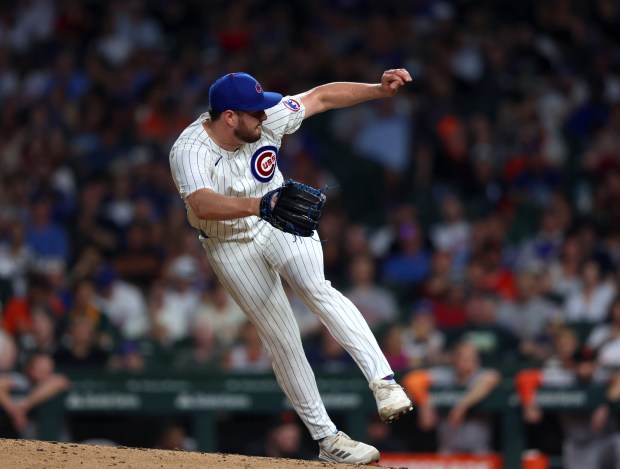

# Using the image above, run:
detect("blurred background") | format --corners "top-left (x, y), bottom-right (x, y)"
top-left (0, 0), bottom-right (620, 468)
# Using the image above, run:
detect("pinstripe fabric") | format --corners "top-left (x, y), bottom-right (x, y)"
top-left (266, 227), bottom-right (391, 381)
top-left (169, 97), bottom-right (304, 241)
top-left (170, 96), bottom-right (394, 440)
top-left (203, 233), bottom-right (337, 440)
top-left (202, 222), bottom-right (392, 439)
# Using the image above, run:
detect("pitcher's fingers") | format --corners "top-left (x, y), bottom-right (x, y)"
top-left (392, 68), bottom-right (412, 82)
top-left (386, 72), bottom-right (405, 86)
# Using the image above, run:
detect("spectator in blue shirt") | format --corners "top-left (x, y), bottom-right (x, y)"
top-left (25, 197), bottom-right (69, 262)
top-left (382, 223), bottom-right (431, 286)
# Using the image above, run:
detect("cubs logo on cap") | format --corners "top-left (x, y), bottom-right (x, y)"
top-left (250, 146), bottom-right (278, 183)
top-left (209, 72), bottom-right (282, 111)
top-left (283, 98), bottom-right (301, 112)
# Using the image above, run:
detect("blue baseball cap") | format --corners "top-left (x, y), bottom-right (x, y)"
top-left (209, 72), bottom-right (283, 112)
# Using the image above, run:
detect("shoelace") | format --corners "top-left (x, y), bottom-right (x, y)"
top-left (374, 382), bottom-right (400, 400)
top-left (325, 432), bottom-right (357, 449)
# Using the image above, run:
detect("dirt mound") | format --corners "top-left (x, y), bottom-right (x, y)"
top-left (0, 438), bottom-right (370, 469)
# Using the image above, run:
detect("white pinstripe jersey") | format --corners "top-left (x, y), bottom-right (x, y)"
top-left (169, 96), bottom-right (305, 241)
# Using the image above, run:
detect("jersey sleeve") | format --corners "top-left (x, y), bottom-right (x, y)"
top-left (262, 95), bottom-right (306, 141)
top-left (169, 143), bottom-right (213, 198)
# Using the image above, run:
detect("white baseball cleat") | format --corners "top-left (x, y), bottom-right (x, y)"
top-left (369, 379), bottom-right (414, 423)
top-left (318, 431), bottom-right (380, 465)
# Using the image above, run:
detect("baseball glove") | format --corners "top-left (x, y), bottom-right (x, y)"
top-left (259, 179), bottom-right (326, 237)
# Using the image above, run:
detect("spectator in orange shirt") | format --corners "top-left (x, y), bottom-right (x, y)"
top-left (403, 341), bottom-right (501, 454)
top-left (2, 273), bottom-right (62, 336)
top-left (515, 327), bottom-right (620, 469)
top-left (468, 241), bottom-right (517, 301)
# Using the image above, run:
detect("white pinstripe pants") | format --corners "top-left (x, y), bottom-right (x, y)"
top-left (202, 223), bottom-right (392, 440)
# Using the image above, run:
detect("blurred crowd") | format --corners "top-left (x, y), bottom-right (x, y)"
top-left (1, 0), bottom-right (620, 459)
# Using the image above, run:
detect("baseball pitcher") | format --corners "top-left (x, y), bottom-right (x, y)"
top-left (169, 70), bottom-right (413, 464)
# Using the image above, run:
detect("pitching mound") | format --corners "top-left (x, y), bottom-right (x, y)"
top-left (0, 438), bottom-right (368, 469)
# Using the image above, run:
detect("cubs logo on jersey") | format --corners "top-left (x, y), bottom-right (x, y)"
top-left (250, 145), bottom-right (278, 182)
top-left (283, 98), bottom-right (301, 112)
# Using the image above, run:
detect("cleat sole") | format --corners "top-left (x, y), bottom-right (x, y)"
top-left (319, 454), bottom-right (380, 465)
top-left (383, 405), bottom-right (414, 423)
